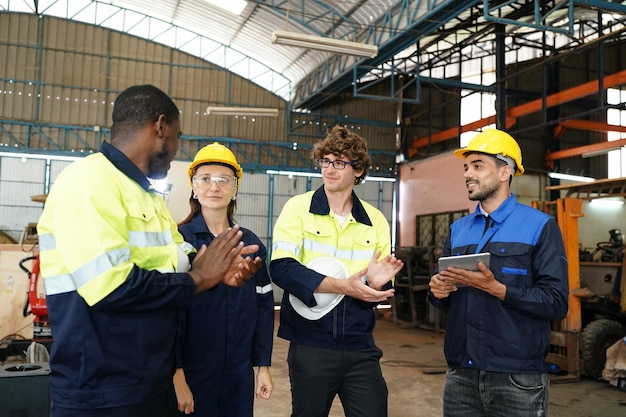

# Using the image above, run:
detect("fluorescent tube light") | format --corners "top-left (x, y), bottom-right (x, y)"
top-left (582, 146), bottom-right (624, 158)
top-left (548, 172), bottom-right (595, 183)
top-left (206, 106), bottom-right (279, 117)
top-left (0, 151), bottom-right (83, 162)
top-left (265, 169), bottom-right (395, 182)
top-left (266, 170), bottom-right (322, 178)
top-left (589, 198), bottom-right (624, 207)
top-left (271, 30), bottom-right (378, 58)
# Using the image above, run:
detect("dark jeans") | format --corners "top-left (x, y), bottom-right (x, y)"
top-left (443, 367), bottom-right (549, 417)
top-left (50, 385), bottom-right (177, 417)
top-left (287, 342), bottom-right (388, 417)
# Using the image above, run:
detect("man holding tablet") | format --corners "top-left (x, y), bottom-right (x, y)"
top-left (428, 129), bottom-right (569, 417)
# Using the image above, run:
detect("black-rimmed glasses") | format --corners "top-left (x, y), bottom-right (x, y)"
top-left (315, 158), bottom-right (355, 170)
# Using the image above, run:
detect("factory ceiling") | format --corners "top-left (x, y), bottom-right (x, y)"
top-left (3, 1), bottom-right (626, 111)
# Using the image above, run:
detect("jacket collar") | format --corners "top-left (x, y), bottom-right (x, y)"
top-left (310, 185), bottom-right (372, 226)
top-left (473, 193), bottom-right (518, 224)
top-left (100, 141), bottom-right (153, 193)
top-left (188, 211), bottom-right (235, 237)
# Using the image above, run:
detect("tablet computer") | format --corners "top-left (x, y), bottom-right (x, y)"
top-left (438, 252), bottom-right (491, 272)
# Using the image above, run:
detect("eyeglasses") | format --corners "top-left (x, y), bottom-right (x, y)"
top-left (315, 158), bottom-right (355, 170)
top-left (192, 175), bottom-right (237, 189)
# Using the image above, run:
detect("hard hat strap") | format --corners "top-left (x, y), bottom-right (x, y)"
top-left (495, 154), bottom-right (515, 173)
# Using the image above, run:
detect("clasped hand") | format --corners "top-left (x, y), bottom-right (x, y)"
top-left (190, 225), bottom-right (262, 293)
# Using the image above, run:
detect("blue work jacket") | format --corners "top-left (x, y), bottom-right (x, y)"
top-left (429, 194), bottom-right (569, 373)
top-left (177, 214), bottom-right (274, 416)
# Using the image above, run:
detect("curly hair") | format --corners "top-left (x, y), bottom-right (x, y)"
top-left (312, 126), bottom-right (371, 185)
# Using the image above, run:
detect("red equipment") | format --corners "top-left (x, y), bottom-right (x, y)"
top-left (20, 255), bottom-right (51, 342)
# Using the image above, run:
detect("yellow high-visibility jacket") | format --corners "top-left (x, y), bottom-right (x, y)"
top-left (37, 143), bottom-right (196, 410)
top-left (270, 186), bottom-right (392, 350)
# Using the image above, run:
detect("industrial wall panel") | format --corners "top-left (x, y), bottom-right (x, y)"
top-left (0, 156), bottom-right (45, 183)
top-left (0, 156), bottom-right (80, 240)
top-left (236, 213), bottom-right (270, 249)
top-left (0, 157), bottom-right (46, 240)
top-left (72, 19), bottom-right (108, 55)
top-left (171, 53), bottom-right (227, 100)
top-left (237, 194), bottom-right (270, 217)
top-left (0, 12), bottom-right (39, 44)
top-left (271, 175), bottom-right (312, 197)
top-left (108, 58), bottom-right (172, 92)
top-left (171, 62), bottom-right (197, 98)
top-left (0, 176), bottom-right (45, 205)
top-left (41, 50), bottom-right (107, 89)
top-left (358, 182), bottom-right (384, 201)
top-left (37, 84), bottom-right (107, 126)
top-left (197, 67), bottom-right (231, 104)
top-left (0, 45), bottom-right (39, 81)
top-left (0, 78), bottom-right (37, 120)
top-left (108, 31), bottom-right (172, 63)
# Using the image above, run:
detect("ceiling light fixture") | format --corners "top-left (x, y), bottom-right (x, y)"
top-left (206, 106), bottom-right (279, 117)
top-left (265, 169), bottom-right (396, 182)
top-left (589, 198), bottom-right (624, 207)
top-left (548, 172), bottom-right (596, 183)
top-left (582, 146), bottom-right (624, 158)
top-left (0, 151), bottom-right (82, 162)
top-left (271, 30), bottom-right (378, 58)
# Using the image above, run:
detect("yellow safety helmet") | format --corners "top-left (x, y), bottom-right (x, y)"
top-left (453, 129), bottom-right (525, 176)
top-left (187, 142), bottom-right (243, 186)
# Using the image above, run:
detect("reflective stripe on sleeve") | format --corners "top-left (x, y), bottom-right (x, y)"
top-left (256, 283), bottom-right (273, 294)
top-left (272, 241), bottom-right (301, 258)
top-left (180, 241), bottom-right (196, 254)
top-left (44, 247), bottom-right (131, 295)
top-left (38, 233), bottom-right (54, 251)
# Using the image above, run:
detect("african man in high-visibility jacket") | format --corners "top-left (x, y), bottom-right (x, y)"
top-left (37, 84), bottom-right (261, 417)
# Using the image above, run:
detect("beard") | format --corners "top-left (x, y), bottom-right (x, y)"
top-left (147, 148), bottom-right (172, 180)
top-left (467, 177), bottom-right (499, 202)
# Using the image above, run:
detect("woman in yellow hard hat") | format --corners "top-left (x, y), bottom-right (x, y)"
top-left (173, 142), bottom-right (274, 416)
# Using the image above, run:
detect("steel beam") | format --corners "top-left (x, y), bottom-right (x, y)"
top-left (410, 69), bottom-right (626, 155)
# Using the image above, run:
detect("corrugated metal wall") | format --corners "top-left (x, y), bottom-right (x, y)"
top-left (0, 155), bottom-right (72, 242)
top-left (0, 13), bottom-right (287, 162)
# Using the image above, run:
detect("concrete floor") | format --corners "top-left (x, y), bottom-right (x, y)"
top-left (255, 311), bottom-right (626, 417)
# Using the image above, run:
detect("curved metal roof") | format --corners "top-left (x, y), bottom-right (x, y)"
top-left (3, 0), bottom-right (626, 109)
top-left (2, 0), bottom-right (402, 102)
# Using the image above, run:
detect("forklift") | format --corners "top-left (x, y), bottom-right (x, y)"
top-left (534, 177), bottom-right (626, 382)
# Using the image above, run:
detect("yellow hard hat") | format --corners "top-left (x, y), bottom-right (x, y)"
top-left (187, 142), bottom-right (243, 185)
top-left (453, 129), bottom-right (525, 176)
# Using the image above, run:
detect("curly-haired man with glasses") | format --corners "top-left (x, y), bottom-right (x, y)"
top-left (270, 125), bottom-right (403, 417)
